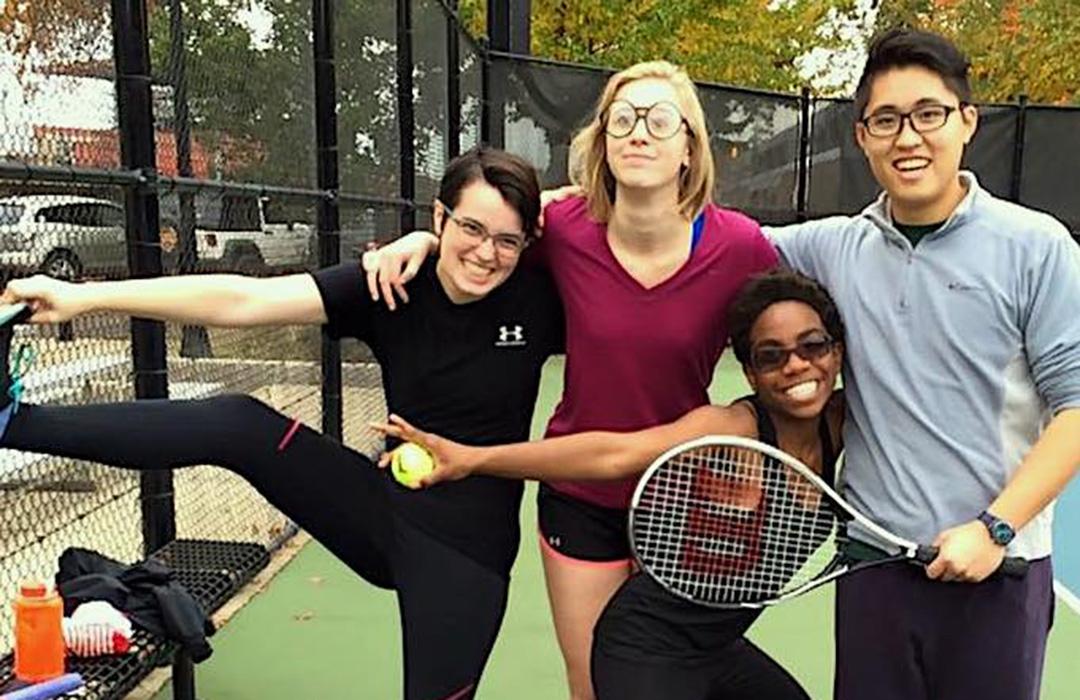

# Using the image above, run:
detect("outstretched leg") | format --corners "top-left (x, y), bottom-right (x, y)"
top-left (0, 321), bottom-right (394, 587)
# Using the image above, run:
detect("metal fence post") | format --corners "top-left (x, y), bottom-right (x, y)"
top-left (1010, 94), bottom-right (1028, 203)
top-left (397, 0), bottom-right (417, 232)
top-left (111, 0), bottom-right (175, 555)
top-left (313, 0), bottom-right (343, 441)
top-left (446, 0), bottom-right (461, 159)
top-left (168, 0), bottom-right (212, 358)
top-left (795, 86), bottom-right (812, 222)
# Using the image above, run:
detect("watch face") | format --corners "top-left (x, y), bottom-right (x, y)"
top-left (991, 521), bottom-right (1014, 544)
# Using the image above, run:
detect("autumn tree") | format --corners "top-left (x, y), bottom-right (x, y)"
top-left (0, 0), bottom-right (110, 74)
top-left (459, 0), bottom-right (864, 93)
top-left (874, 0), bottom-right (1080, 104)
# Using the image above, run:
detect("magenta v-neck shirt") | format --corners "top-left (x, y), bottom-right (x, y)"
top-left (533, 197), bottom-right (778, 508)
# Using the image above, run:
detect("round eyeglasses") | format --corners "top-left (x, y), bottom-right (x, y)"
top-left (604, 100), bottom-right (688, 140)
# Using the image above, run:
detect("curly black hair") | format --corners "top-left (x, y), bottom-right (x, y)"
top-left (727, 269), bottom-right (845, 367)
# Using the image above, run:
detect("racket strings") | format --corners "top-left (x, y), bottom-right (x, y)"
top-left (633, 444), bottom-right (839, 606)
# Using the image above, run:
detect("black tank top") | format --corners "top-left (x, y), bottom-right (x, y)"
top-left (742, 394), bottom-right (839, 484)
top-left (595, 396), bottom-right (841, 663)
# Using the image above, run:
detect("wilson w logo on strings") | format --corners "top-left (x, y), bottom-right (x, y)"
top-left (679, 462), bottom-right (766, 577)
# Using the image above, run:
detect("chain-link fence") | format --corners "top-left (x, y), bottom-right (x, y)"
top-left (0, 0), bottom-right (429, 677)
top-left (2, 0), bottom-right (1079, 692)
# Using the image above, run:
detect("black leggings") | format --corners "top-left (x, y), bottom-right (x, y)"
top-left (592, 638), bottom-right (810, 700)
top-left (590, 574), bottom-right (810, 700)
top-left (3, 395), bottom-right (507, 700)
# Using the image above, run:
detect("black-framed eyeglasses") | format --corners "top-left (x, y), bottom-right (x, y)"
top-left (438, 201), bottom-right (529, 258)
top-left (604, 100), bottom-right (689, 140)
top-left (750, 334), bottom-right (835, 373)
top-left (859, 103), bottom-right (963, 138)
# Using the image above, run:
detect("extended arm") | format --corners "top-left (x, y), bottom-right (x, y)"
top-left (374, 403), bottom-right (757, 487)
top-left (1, 272), bottom-right (327, 327)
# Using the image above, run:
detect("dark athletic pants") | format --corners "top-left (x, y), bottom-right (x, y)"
top-left (2, 395), bottom-right (508, 700)
top-left (590, 574), bottom-right (811, 700)
top-left (834, 557), bottom-right (1054, 700)
top-left (592, 638), bottom-right (810, 700)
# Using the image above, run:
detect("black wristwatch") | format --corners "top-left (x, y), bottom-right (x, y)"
top-left (977, 511), bottom-right (1016, 546)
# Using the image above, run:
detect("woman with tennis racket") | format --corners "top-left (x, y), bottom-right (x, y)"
top-left (0, 147), bottom-right (564, 700)
top-left (362, 60), bottom-right (778, 700)
top-left (376, 270), bottom-right (838, 699)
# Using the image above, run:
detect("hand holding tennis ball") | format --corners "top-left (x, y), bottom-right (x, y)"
top-left (371, 414), bottom-right (479, 488)
top-left (390, 442), bottom-right (436, 488)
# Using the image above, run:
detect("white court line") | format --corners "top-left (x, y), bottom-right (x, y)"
top-left (1054, 580), bottom-right (1080, 616)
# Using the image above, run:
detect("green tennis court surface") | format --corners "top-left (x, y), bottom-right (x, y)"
top-left (153, 356), bottom-right (1080, 698)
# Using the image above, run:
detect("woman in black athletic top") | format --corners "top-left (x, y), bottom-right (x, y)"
top-left (375, 269), bottom-right (845, 700)
top-left (0, 147), bottom-right (563, 700)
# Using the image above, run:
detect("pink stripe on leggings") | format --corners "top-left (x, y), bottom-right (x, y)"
top-left (438, 682), bottom-right (476, 700)
top-left (276, 418), bottom-right (302, 451)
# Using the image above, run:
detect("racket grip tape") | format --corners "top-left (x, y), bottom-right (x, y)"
top-left (998, 556), bottom-right (1029, 578)
top-left (916, 546), bottom-right (1029, 578)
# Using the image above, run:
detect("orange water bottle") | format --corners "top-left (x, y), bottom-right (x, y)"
top-left (13, 580), bottom-right (66, 682)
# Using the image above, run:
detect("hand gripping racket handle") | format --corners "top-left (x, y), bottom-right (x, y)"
top-left (915, 545), bottom-right (1029, 578)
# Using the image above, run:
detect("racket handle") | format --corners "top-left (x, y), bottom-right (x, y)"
top-left (915, 546), bottom-right (1029, 578)
top-left (914, 545), bottom-right (938, 565)
top-left (998, 556), bottom-right (1029, 578)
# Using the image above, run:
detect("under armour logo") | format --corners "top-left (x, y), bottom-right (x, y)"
top-left (548, 535), bottom-right (562, 549)
top-left (496, 324), bottom-right (526, 347)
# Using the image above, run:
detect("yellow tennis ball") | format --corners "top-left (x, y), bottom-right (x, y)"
top-left (391, 442), bottom-right (435, 487)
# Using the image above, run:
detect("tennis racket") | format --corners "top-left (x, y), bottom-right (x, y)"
top-left (628, 435), bottom-right (1029, 609)
top-left (0, 302), bottom-right (29, 327)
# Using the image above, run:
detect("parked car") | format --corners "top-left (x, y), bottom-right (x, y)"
top-left (0, 195), bottom-right (128, 280)
top-left (0, 192), bottom-right (314, 283)
top-left (160, 193), bottom-right (311, 272)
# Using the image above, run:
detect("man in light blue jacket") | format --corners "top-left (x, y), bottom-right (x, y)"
top-left (768, 28), bottom-right (1080, 700)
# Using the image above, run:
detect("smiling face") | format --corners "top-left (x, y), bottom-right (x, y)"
top-left (433, 180), bottom-right (527, 304)
top-left (743, 301), bottom-right (843, 421)
top-left (855, 65), bottom-right (978, 225)
top-left (603, 77), bottom-right (691, 196)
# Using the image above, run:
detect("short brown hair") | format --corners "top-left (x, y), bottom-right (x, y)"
top-left (438, 146), bottom-right (542, 235)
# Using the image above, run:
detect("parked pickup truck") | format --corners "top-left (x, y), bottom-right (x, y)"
top-left (160, 193), bottom-right (311, 272)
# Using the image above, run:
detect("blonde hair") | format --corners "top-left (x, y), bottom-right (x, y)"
top-left (569, 61), bottom-right (715, 223)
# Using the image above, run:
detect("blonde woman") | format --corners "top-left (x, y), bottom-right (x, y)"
top-left (364, 62), bottom-right (777, 699)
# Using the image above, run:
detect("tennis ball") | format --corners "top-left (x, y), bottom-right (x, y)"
top-left (390, 442), bottom-right (435, 487)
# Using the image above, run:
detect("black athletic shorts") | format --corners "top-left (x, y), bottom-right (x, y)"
top-left (536, 483), bottom-right (632, 562)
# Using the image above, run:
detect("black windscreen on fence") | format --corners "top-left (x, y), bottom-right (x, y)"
top-left (488, 55), bottom-right (610, 187)
top-left (806, 99), bottom-right (876, 218)
top-left (1021, 108), bottom-right (1080, 233)
top-left (701, 85), bottom-right (801, 224)
top-left (964, 104), bottom-right (1018, 200)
